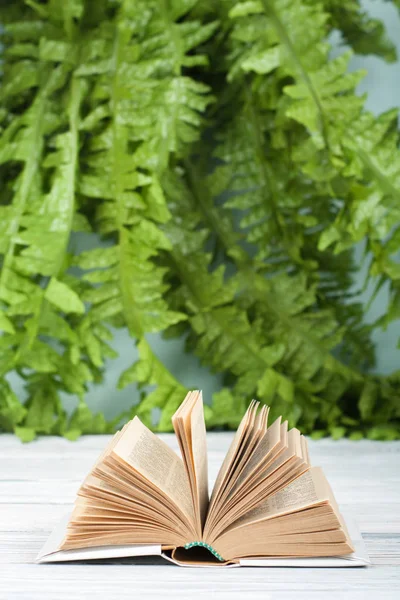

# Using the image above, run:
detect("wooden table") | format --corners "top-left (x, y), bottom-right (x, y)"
top-left (1, 433), bottom-right (399, 599)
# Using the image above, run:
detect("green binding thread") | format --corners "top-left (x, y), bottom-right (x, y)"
top-left (183, 541), bottom-right (225, 562)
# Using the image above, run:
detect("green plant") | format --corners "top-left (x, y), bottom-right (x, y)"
top-left (0, 0), bottom-right (399, 441)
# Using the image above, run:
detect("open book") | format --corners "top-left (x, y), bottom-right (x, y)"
top-left (37, 391), bottom-right (369, 567)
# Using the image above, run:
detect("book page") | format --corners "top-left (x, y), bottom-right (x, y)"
top-left (227, 467), bottom-right (328, 530)
top-left (189, 392), bottom-right (209, 526)
top-left (172, 390), bottom-right (209, 534)
top-left (211, 468), bottom-right (354, 560)
top-left (232, 427), bottom-right (304, 506)
top-left (205, 428), bottom-right (310, 542)
top-left (229, 416), bottom-right (283, 496)
top-left (208, 401), bottom-right (255, 509)
top-left (112, 417), bottom-right (194, 520)
top-left (223, 404), bottom-right (269, 491)
top-left (205, 402), bottom-right (270, 538)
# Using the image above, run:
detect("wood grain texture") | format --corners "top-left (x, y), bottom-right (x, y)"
top-left (0, 434), bottom-right (399, 599)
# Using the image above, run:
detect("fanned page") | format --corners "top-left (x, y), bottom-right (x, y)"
top-left (200, 401), bottom-right (353, 562)
top-left (59, 416), bottom-right (198, 550)
top-left (172, 391), bottom-right (209, 536)
top-left (43, 391), bottom-right (356, 566)
top-left (209, 468), bottom-right (353, 561)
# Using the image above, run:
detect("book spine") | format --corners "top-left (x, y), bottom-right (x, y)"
top-left (184, 542), bottom-right (225, 561)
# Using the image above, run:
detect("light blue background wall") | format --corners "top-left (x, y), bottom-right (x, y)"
top-left (7, 0), bottom-right (400, 418)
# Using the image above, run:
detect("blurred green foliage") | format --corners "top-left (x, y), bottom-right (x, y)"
top-left (0, 0), bottom-right (399, 441)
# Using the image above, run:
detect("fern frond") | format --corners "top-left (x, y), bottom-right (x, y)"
top-left (0, 1), bottom-right (109, 439)
top-left (204, 85), bottom-right (373, 367)
top-left (1, 0), bottom-right (399, 440)
top-left (319, 0), bottom-right (397, 62)
top-left (162, 167), bottom-right (361, 431)
top-left (200, 0), bottom-right (399, 432)
top-left (74, 0), bottom-right (217, 427)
